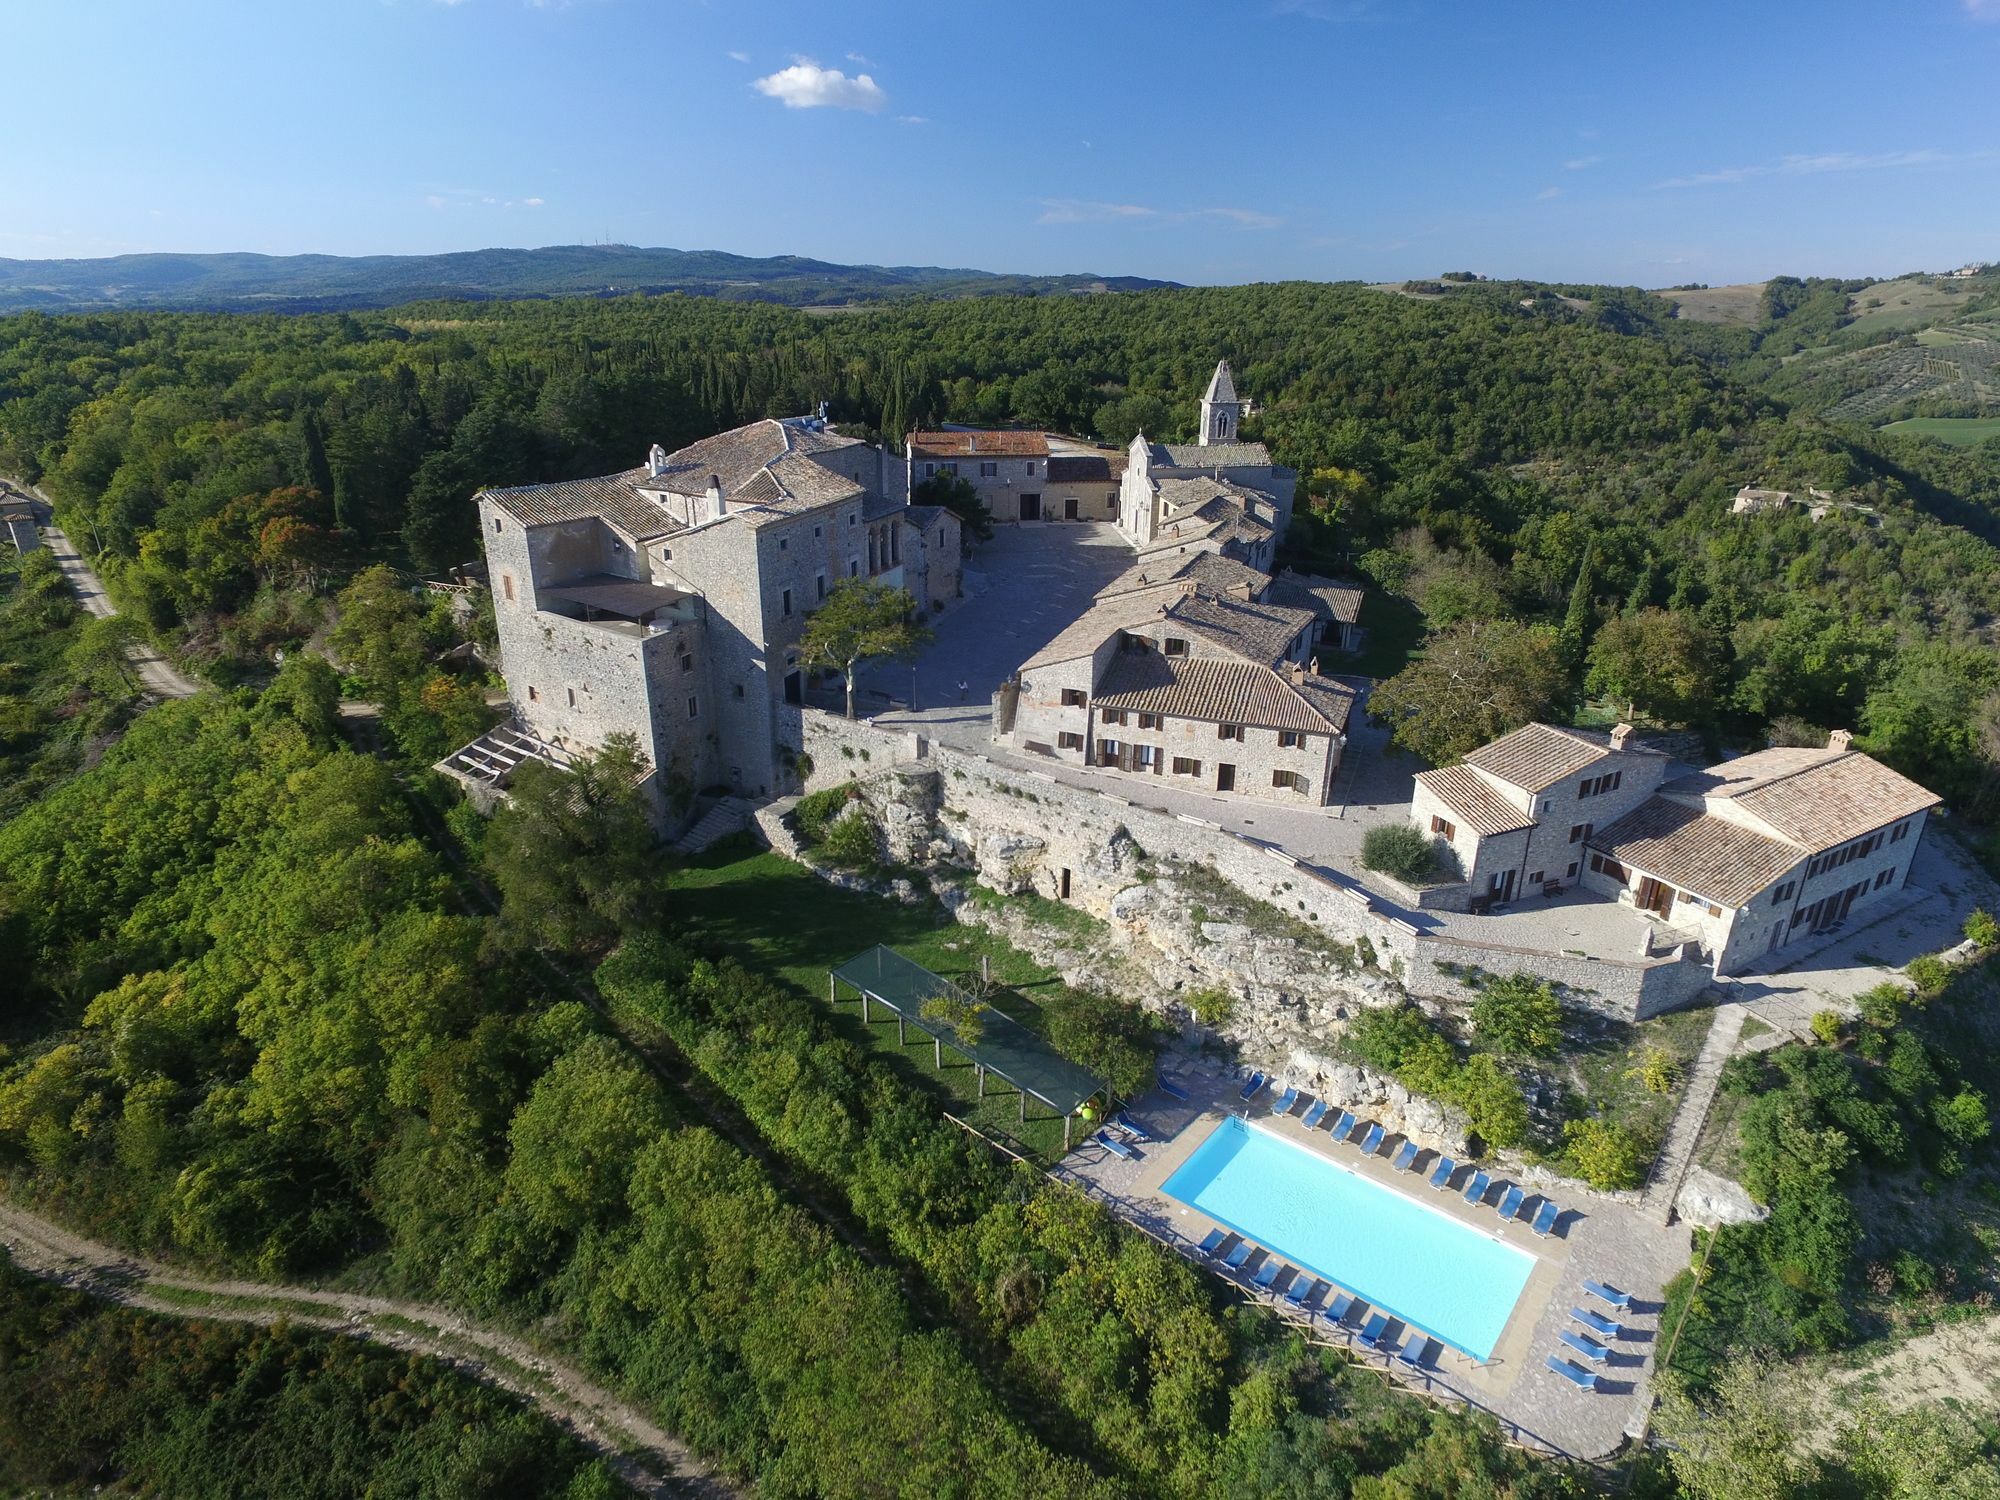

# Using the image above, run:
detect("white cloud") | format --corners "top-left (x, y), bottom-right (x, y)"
top-left (1037, 199), bottom-right (1281, 229)
top-left (425, 194), bottom-right (448, 210)
top-left (1563, 154), bottom-right (1603, 171)
top-left (846, 51), bottom-right (875, 66)
top-left (727, 49), bottom-right (751, 63)
top-left (1536, 186), bottom-right (1562, 201)
top-left (1654, 147), bottom-right (1983, 189)
top-left (523, 196), bottom-right (545, 207)
top-left (752, 61), bottom-right (886, 112)
top-left (895, 115), bottom-right (928, 126)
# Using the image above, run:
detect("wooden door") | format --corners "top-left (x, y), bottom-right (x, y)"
top-left (1216, 763), bottom-right (1236, 792)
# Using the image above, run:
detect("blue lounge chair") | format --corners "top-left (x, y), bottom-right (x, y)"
top-left (1547, 1355), bottom-right (1601, 1391)
top-left (1558, 1330), bottom-right (1609, 1364)
top-left (1398, 1336), bottom-right (1434, 1371)
top-left (1531, 1199), bottom-right (1560, 1236)
top-left (1157, 1074), bottom-right (1189, 1102)
top-left (1239, 1071), bottom-right (1267, 1102)
top-left (1113, 1111), bottom-right (1152, 1142)
top-left (1284, 1276), bottom-right (1319, 1312)
top-left (1462, 1170), bottom-right (1492, 1205)
top-left (1357, 1123), bottom-right (1385, 1155)
top-left (1573, 1307), bottom-right (1622, 1339)
top-left (1428, 1155), bottom-right (1457, 1190)
top-left (1390, 1140), bottom-right (1418, 1173)
top-left (1097, 1131), bottom-right (1138, 1161)
top-left (1224, 1240), bottom-right (1257, 1271)
top-left (1196, 1228), bottom-right (1228, 1258)
top-left (1324, 1291), bottom-right (1356, 1325)
top-left (1252, 1259), bottom-right (1285, 1291)
top-left (1356, 1312), bottom-right (1390, 1350)
top-left (1300, 1099), bottom-right (1328, 1129)
top-left (1271, 1084), bottom-right (1299, 1115)
top-left (1331, 1110), bottom-right (1358, 1141)
top-left (1583, 1279), bottom-right (1633, 1310)
top-left (1496, 1184), bottom-right (1526, 1221)
top-left (1375, 1332), bottom-right (1404, 1361)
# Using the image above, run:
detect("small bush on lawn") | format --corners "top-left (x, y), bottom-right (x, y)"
top-left (1856, 982), bottom-right (1906, 1029)
top-left (794, 780), bottom-right (858, 844)
top-left (1906, 954), bottom-right (1952, 997)
top-left (817, 810), bottom-right (878, 868)
top-left (1810, 1010), bottom-right (1846, 1047)
top-left (1361, 823), bottom-right (1438, 884)
top-left (1965, 909), bottom-right (2000, 949)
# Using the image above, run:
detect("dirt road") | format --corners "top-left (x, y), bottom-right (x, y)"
top-left (0, 1199), bottom-right (734, 1499)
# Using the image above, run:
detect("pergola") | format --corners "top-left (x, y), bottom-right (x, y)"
top-left (830, 945), bottom-right (1106, 1151)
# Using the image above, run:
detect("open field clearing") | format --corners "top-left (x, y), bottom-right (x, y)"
top-left (1652, 282), bottom-right (1766, 324)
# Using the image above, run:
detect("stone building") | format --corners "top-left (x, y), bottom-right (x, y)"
top-left (1409, 722), bottom-right (1669, 904)
top-left (1581, 731), bottom-right (1940, 975)
top-left (440, 414), bottom-right (957, 819)
top-left (1001, 573), bottom-right (1357, 807)
top-left (906, 430), bottom-right (1051, 522)
top-left (1117, 361), bottom-right (1298, 552)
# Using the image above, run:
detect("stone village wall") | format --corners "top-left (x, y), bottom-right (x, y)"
top-left (792, 708), bottom-right (1713, 1025)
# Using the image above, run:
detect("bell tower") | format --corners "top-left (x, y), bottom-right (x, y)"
top-left (1198, 359), bottom-right (1241, 446)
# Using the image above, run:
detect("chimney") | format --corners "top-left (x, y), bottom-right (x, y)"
top-left (1828, 729), bottom-right (1853, 752)
top-left (967, 434), bottom-right (977, 453)
top-left (1227, 581), bottom-right (1255, 601)
top-left (706, 474), bottom-right (725, 521)
top-left (1609, 722), bottom-right (1634, 753)
top-left (646, 442), bottom-right (668, 478)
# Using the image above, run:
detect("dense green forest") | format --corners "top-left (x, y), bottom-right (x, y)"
top-left (0, 1257), bottom-right (617, 1497)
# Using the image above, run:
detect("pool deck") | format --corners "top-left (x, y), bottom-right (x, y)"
top-left (1063, 1061), bottom-right (1692, 1462)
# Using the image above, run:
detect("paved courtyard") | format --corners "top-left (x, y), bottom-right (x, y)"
top-left (1062, 1060), bottom-right (1689, 1461)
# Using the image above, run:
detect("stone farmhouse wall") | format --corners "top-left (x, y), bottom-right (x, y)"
top-left (793, 709), bottom-right (1713, 1021)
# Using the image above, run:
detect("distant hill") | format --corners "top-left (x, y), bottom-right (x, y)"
top-left (0, 244), bottom-right (1176, 313)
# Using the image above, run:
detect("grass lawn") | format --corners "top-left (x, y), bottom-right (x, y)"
top-left (666, 837), bottom-right (1108, 1159)
top-left (1331, 588), bottom-right (1426, 680)
top-left (1878, 415), bottom-right (2000, 447)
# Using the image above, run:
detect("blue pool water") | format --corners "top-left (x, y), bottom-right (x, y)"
top-left (1162, 1116), bottom-right (1534, 1359)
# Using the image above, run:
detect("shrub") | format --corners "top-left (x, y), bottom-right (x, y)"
top-left (1964, 909), bottom-right (2000, 949)
top-left (1809, 1010), bottom-right (1845, 1047)
top-left (1630, 1046), bottom-right (1681, 1095)
top-left (1717, 1052), bottom-right (1766, 1097)
top-left (1856, 983), bottom-right (1905, 1029)
top-left (817, 810), bottom-right (878, 868)
top-left (1360, 823), bottom-right (1438, 884)
top-left (1562, 1117), bottom-right (1650, 1190)
top-left (794, 780), bottom-right (858, 844)
top-left (1933, 1087), bottom-right (1992, 1147)
top-left (1450, 1054), bottom-right (1529, 1150)
top-left (1185, 987), bottom-right (1236, 1027)
top-left (1471, 974), bottom-right (1564, 1057)
top-left (1906, 954), bottom-right (1952, 997)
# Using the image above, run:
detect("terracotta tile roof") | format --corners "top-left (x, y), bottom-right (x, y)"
top-left (1095, 652), bottom-right (1350, 735)
top-left (908, 430), bottom-right (1049, 459)
top-left (1150, 440), bottom-right (1275, 469)
top-left (1669, 748), bottom-right (1942, 852)
top-left (1589, 799), bottom-right (1802, 908)
top-left (1163, 589), bottom-right (1316, 666)
top-left (1415, 765), bottom-right (1535, 836)
top-left (481, 468), bottom-right (682, 541)
top-left (1462, 723), bottom-right (1609, 792)
top-left (1166, 552), bottom-right (1270, 596)
top-left (1268, 569), bottom-right (1365, 625)
top-left (1046, 452), bottom-right (1125, 483)
top-left (1020, 582), bottom-right (1185, 669)
top-left (640, 418), bottom-right (864, 499)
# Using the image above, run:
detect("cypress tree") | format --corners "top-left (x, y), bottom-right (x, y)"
top-left (1558, 540), bottom-right (1596, 672)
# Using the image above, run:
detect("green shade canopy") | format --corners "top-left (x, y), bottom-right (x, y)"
top-left (831, 945), bottom-right (1105, 1117)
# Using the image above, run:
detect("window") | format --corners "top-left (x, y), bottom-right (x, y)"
top-left (1430, 814), bottom-right (1457, 840)
top-left (1566, 862), bottom-right (1579, 879)
top-left (1540, 799), bottom-right (1552, 815)
top-left (1578, 770), bottom-right (1623, 800)
top-left (1272, 770), bottom-right (1309, 794)
top-left (1706, 902), bottom-right (1723, 918)
top-left (1172, 757), bottom-right (1202, 777)
top-left (979, 461), bottom-right (997, 478)
top-left (1025, 461), bottom-right (1035, 476)
top-left (1058, 731), bottom-right (1084, 750)
top-left (1134, 745), bottom-right (1160, 769)
top-left (492, 517), bottom-right (502, 533)
top-left (680, 651), bottom-right (694, 673)
top-left (813, 525), bottom-right (822, 539)
top-left (661, 546), bottom-right (673, 562)
top-left (1097, 738), bottom-right (1121, 762)
top-left (1277, 730), bottom-right (1304, 749)
top-left (1771, 881), bottom-right (1796, 906)
top-left (848, 513), bottom-right (857, 527)
top-left (502, 574), bottom-right (515, 602)
top-left (781, 588), bottom-right (793, 618)
top-left (1874, 867), bottom-right (1893, 890)
top-left (1589, 853), bottom-right (1626, 881)
top-left (1137, 713), bottom-right (1162, 730)
top-left (1890, 820), bottom-right (1910, 843)
top-left (849, 561), bottom-right (859, 577)
top-left (940, 463), bottom-right (957, 477)
top-left (924, 463), bottom-right (935, 477)
top-left (890, 527), bottom-right (899, 564)
top-left (687, 696), bottom-right (699, 719)
top-left (1100, 708), bottom-right (1127, 726)
top-left (779, 538), bottom-right (787, 552)
top-left (1568, 822), bottom-right (1593, 844)
top-left (1528, 871), bottom-right (1545, 887)
top-left (733, 684), bottom-right (745, 698)
top-left (1217, 723), bottom-right (1242, 741)
top-left (1163, 636), bottom-right (1189, 657)
top-left (1060, 689), bottom-right (1086, 707)
top-left (816, 573), bottom-right (827, 600)
top-left (566, 688), bottom-right (576, 708)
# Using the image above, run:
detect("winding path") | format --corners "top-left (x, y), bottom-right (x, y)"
top-left (0, 1200), bottom-right (735, 1499)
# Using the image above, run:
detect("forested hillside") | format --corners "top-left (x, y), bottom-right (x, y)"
top-left (5, 279), bottom-right (1998, 828)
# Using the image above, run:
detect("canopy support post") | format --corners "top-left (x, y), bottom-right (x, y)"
top-left (978, 1067), bottom-right (986, 1099)
top-left (897, 1015), bottom-right (906, 1046)
top-left (1064, 1113), bottom-right (1072, 1151)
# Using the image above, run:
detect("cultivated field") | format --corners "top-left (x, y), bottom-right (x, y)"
top-left (1879, 415), bottom-right (2000, 446)
top-left (1843, 275), bottom-right (1985, 337)
top-left (1651, 282), bottom-right (1767, 325)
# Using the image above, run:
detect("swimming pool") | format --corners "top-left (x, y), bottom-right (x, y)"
top-left (1162, 1116), bottom-right (1534, 1359)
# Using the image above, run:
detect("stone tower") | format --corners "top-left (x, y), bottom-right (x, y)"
top-left (1198, 359), bottom-right (1241, 446)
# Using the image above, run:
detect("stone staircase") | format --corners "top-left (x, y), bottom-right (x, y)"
top-left (1640, 1001), bottom-right (1747, 1224)
top-left (751, 796), bottom-right (805, 859)
top-left (672, 795), bottom-right (754, 855)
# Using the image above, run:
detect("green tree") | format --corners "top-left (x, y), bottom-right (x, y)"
top-left (1093, 392), bottom-right (1171, 448)
top-left (1560, 1118), bottom-right (1649, 1189)
top-left (1449, 1054), bottom-right (1529, 1149)
top-left (912, 471), bottom-right (993, 545)
top-left (1584, 607), bottom-right (1713, 723)
top-left (483, 734), bottom-right (660, 954)
top-left (1361, 823), bottom-right (1439, 883)
top-left (1653, 1358), bottom-right (1823, 1500)
top-left (1369, 619), bottom-right (1568, 765)
top-left (1470, 974), bottom-right (1563, 1057)
top-left (798, 579), bottom-right (931, 719)
top-left (1556, 539), bottom-right (1596, 674)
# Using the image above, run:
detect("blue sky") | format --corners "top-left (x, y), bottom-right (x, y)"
top-left (3, 0), bottom-right (1998, 287)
